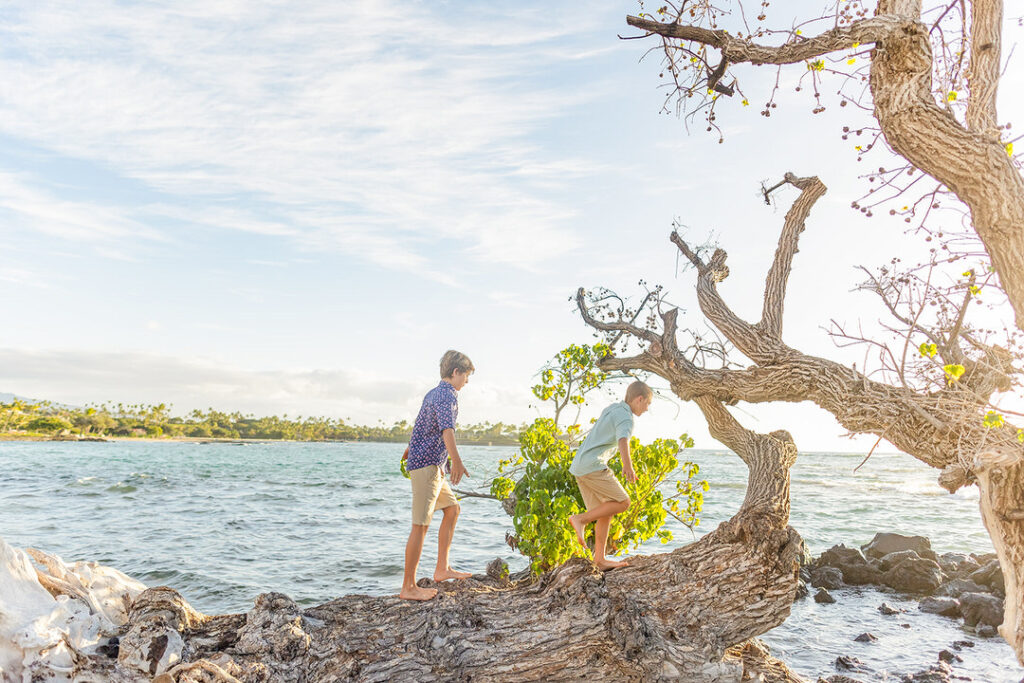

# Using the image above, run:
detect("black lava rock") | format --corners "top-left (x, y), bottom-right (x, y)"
top-left (862, 532), bottom-right (937, 561)
top-left (878, 549), bottom-right (921, 572)
top-left (935, 578), bottom-right (988, 598)
top-left (919, 596), bottom-right (961, 618)
top-left (835, 655), bottom-right (868, 672)
top-left (976, 624), bottom-right (998, 639)
top-left (881, 557), bottom-right (945, 594)
top-left (959, 592), bottom-right (1004, 627)
top-left (878, 602), bottom-right (903, 615)
top-left (811, 566), bottom-right (845, 589)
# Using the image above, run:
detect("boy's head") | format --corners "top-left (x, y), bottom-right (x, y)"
top-left (440, 350), bottom-right (475, 390)
top-left (625, 380), bottom-right (653, 416)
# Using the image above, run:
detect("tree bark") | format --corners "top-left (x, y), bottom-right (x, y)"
top-left (972, 448), bottom-right (1024, 659)
top-left (869, 1), bottom-right (1024, 331)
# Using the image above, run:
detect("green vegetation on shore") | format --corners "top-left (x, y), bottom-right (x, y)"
top-left (0, 399), bottom-right (521, 444)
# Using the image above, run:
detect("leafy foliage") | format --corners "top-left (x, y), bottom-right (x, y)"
top-left (491, 344), bottom-right (707, 573)
top-left (531, 342), bottom-right (610, 425)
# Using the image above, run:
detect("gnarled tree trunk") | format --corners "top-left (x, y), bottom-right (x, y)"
top-left (576, 172), bottom-right (1024, 663)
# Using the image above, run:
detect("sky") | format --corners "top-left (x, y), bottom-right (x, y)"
top-left (1, 1), bottom-right (1021, 452)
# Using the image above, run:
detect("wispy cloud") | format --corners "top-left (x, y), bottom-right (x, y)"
top-left (0, 1), bottom-right (605, 276)
top-left (0, 171), bottom-right (164, 246)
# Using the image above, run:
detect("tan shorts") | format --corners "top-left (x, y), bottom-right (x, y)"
top-left (575, 469), bottom-right (629, 511)
top-left (410, 465), bottom-right (458, 526)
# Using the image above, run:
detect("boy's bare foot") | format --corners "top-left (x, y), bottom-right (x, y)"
top-left (568, 514), bottom-right (588, 551)
top-left (433, 568), bottom-right (472, 581)
top-left (399, 585), bottom-right (438, 601)
top-left (595, 558), bottom-right (629, 571)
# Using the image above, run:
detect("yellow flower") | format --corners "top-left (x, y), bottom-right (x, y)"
top-left (983, 411), bottom-right (1005, 428)
top-left (847, 58), bottom-right (856, 65)
top-left (947, 91), bottom-right (958, 102)
top-left (944, 364), bottom-right (966, 383)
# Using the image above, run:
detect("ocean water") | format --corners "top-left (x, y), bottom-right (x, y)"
top-left (0, 441), bottom-right (1020, 681)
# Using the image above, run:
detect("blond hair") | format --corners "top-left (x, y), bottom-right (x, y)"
top-left (625, 380), bottom-right (653, 403)
top-left (440, 350), bottom-right (475, 379)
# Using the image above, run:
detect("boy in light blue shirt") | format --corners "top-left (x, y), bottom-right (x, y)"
top-left (568, 381), bottom-right (653, 570)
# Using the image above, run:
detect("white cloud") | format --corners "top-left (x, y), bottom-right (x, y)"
top-left (0, 1), bottom-right (606, 275)
top-left (0, 171), bottom-right (163, 246)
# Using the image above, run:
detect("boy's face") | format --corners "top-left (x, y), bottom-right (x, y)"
top-left (629, 394), bottom-right (652, 416)
top-left (449, 368), bottom-right (472, 391)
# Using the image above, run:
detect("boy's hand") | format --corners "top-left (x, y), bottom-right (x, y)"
top-left (402, 446), bottom-right (409, 461)
top-left (450, 459), bottom-right (469, 486)
top-left (622, 463), bottom-right (637, 483)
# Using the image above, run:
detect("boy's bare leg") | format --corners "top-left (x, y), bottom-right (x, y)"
top-left (568, 499), bottom-right (630, 551)
top-left (400, 524), bottom-right (438, 600)
top-left (434, 505), bottom-right (471, 581)
top-left (593, 515), bottom-right (628, 570)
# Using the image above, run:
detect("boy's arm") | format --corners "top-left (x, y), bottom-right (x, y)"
top-left (402, 445), bottom-right (409, 461)
top-left (442, 428), bottom-right (469, 485)
top-left (618, 437), bottom-right (636, 483)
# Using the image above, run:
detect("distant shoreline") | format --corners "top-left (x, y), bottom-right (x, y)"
top-left (0, 433), bottom-right (520, 446)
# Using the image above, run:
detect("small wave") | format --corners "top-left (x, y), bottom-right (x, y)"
top-left (106, 483), bottom-right (137, 493)
top-left (72, 476), bottom-right (98, 486)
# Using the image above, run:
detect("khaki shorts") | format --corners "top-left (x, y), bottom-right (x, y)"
top-left (575, 469), bottom-right (629, 511)
top-left (410, 465), bottom-right (458, 526)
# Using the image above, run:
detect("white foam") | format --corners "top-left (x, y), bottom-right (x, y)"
top-left (0, 537), bottom-right (146, 682)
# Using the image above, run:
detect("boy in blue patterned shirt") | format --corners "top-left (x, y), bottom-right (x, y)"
top-left (399, 350), bottom-right (475, 601)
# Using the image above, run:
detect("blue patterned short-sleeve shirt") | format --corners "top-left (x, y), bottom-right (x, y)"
top-left (407, 381), bottom-right (459, 472)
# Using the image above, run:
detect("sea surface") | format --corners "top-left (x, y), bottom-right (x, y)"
top-left (1, 441), bottom-right (1020, 681)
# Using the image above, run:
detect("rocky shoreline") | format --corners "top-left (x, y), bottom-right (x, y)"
top-left (797, 532), bottom-right (1010, 683)
top-left (2, 532), bottom-right (1017, 682)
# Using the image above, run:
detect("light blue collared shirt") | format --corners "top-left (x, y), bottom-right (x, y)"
top-left (569, 402), bottom-right (634, 476)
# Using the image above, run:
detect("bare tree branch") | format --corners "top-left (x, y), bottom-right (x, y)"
top-left (759, 174), bottom-right (828, 339)
top-left (625, 14), bottom-right (903, 68)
